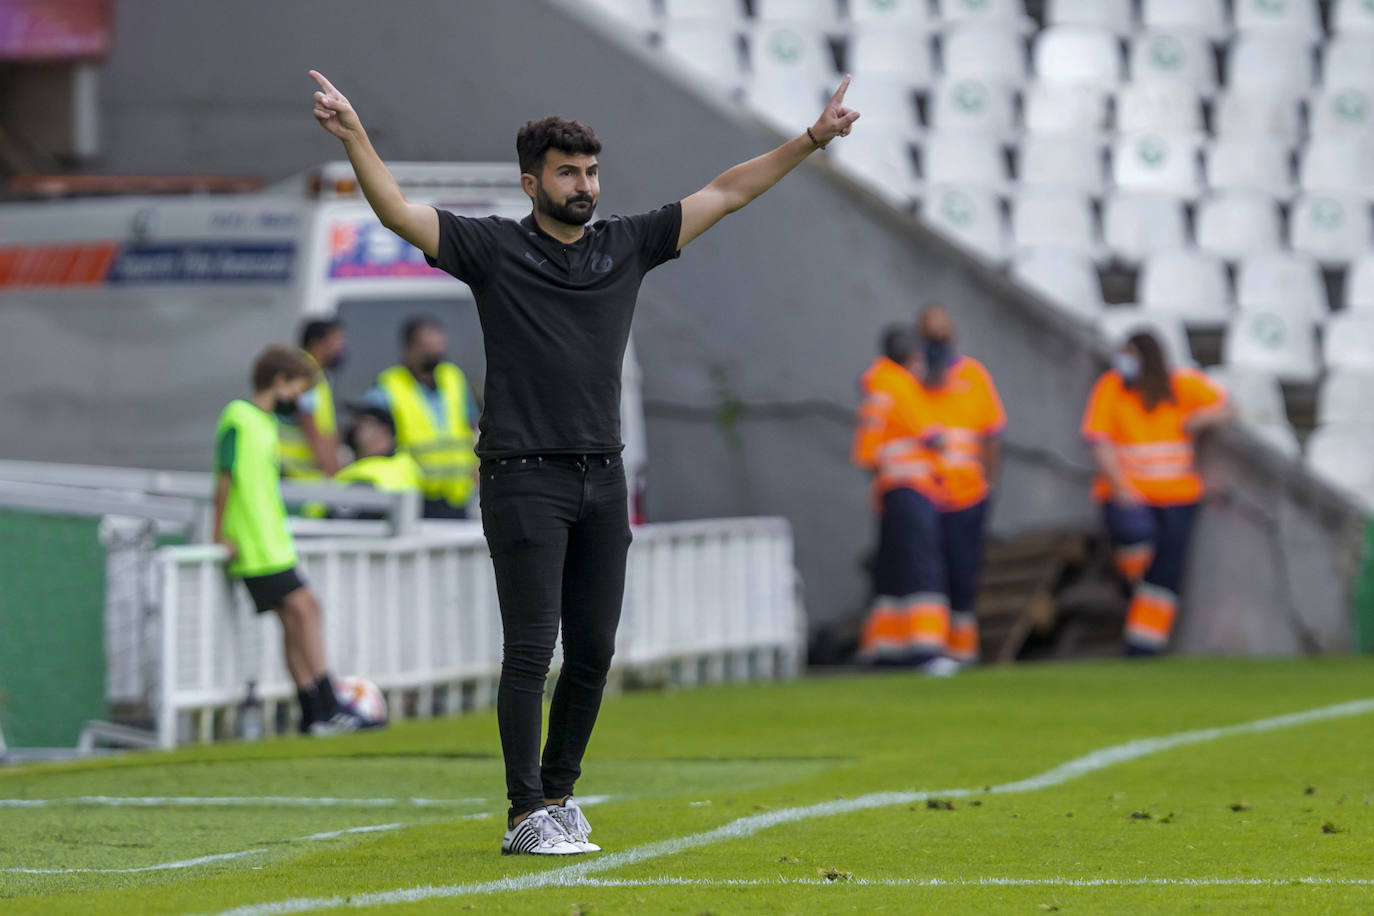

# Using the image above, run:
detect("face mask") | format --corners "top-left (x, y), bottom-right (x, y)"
top-left (924, 338), bottom-right (953, 380)
top-left (420, 355), bottom-right (443, 375)
top-left (1114, 352), bottom-right (1141, 384)
top-left (274, 398), bottom-right (299, 418)
top-left (324, 349), bottom-right (348, 372)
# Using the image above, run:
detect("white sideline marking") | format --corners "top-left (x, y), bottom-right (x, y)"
top-left (576, 876), bottom-right (1374, 888)
top-left (201, 696), bottom-right (1374, 916)
top-left (1, 823), bottom-right (404, 875)
top-left (0, 796), bottom-right (487, 809)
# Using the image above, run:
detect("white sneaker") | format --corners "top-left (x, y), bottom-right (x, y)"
top-left (546, 798), bottom-right (601, 852)
top-left (920, 656), bottom-right (965, 678)
top-left (501, 809), bottom-right (584, 856)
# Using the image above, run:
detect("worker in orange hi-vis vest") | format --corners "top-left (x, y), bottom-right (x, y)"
top-left (915, 305), bottom-right (1006, 673)
top-left (853, 324), bottom-right (946, 666)
top-left (1081, 330), bottom-right (1235, 655)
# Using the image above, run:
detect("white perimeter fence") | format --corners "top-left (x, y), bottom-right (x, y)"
top-left (122, 519), bottom-right (802, 747)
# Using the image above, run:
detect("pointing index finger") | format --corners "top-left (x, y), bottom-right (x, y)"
top-left (829, 74), bottom-right (851, 107)
top-left (308, 69), bottom-right (337, 95)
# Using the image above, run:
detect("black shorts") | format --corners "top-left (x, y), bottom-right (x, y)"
top-left (241, 567), bottom-right (306, 614)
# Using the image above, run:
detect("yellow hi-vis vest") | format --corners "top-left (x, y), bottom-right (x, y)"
top-left (334, 451), bottom-right (424, 494)
top-left (377, 363), bottom-right (477, 507)
top-left (279, 352), bottom-right (336, 480)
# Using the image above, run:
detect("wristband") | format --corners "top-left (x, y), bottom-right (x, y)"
top-left (806, 126), bottom-right (827, 150)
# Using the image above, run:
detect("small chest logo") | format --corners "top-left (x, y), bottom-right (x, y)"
top-left (591, 253), bottom-right (614, 274)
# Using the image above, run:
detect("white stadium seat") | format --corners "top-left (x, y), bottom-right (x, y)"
top-left (1011, 247), bottom-right (1105, 320)
top-left (662, 0), bottom-right (745, 22)
top-left (1204, 139), bottom-right (1294, 199)
top-left (922, 133), bottom-right (1010, 192)
top-left (1012, 188), bottom-right (1101, 259)
top-left (1111, 132), bottom-right (1203, 199)
top-left (1323, 312), bottom-right (1374, 371)
top-left (1236, 252), bottom-right (1329, 319)
top-left (829, 131), bottom-right (922, 208)
top-left (1290, 194), bottom-right (1374, 265)
top-left (1130, 30), bottom-right (1219, 95)
top-left (1046, 0), bottom-right (1135, 37)
top-left (743, 78), bottom-right (829, 135)
top-left (929, 78), bottom-right (1017, 140)
top-left (1323, 36), bottom-right (1374, 89)
top-left (1103, 191), bottom-right (1189, 263)
top-left (940, 25), bottom-right (1029, 87)
top-left (1116, 82), bottom-right (1204, 138)
top-left (1306, 424), bottom-right (1374, 508)
top-left (1222, 309), bottom-right (1321, 382)
top-left (922, 184), bottom-right (1010, 263)
top-left (1310, 87), bottom-right (1374, 139)
top-left (1142, 0), bottom-right (1229, 42)
top-left (938, 0), bottom-right (1034, 34)
top-left (585, 0), bottom-right (657, 30)
top-left (755, 0), bottom-right (839, 26)
top-left (1097, 306), bottom-right (1197, 367)
top-left (1334, 0), bottom-right (1374, 34)
top-left (1208, 366), bottom-right (1291, 428)
top-left (840, 73), bottom-right (924, 137)
top-left (1317, 369), bottom-right (1374, 424)
top-left (1227, 35), bottom-right (1316, 100)
top-left (1196, 191), bottom-right (1284, 260)
top-left (1344, 253), bottom-right (1374, 311)
top-left (1034, 26), bottom-right (1124, 88)
top-left (849, 27), bottom-right (937, 87)
top-left (1139, 250), bottom-right (1232, 325)
top-left (1299, 137), bottom-right (1374, 199)
top-left (1234, 0), bottom-right (1322, 42)
top-left (660, 22), bottom-right (745, 92)
top-left (847, 0), bottom-right (939, 30)
top-left (1018, 135), bottom-right (1105, 194)
top-left (1023, 82), bottom-right (1109, 137)
top-left (749, 23), bottom-right (835, 82)
top-left (1214, 91), bottom-right (1303, 145)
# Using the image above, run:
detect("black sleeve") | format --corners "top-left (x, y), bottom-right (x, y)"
top-left (621, 202), bottom-right (683, 271)
top-left (423, 209), bottom-right (504, 288)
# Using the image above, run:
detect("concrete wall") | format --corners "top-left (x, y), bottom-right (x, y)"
top-left (49, 0), bottom-right (1369, 648)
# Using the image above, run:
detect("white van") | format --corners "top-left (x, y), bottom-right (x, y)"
top-left (0, 163), bottom-right (649, 519)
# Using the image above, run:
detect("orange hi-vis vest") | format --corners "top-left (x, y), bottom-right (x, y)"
top-left (922, 356), bottom-right (1006, 512)
top-left (853, 357), bottom-right (938, 501)
top-left (1081, 368), bottom-right (1227, 506)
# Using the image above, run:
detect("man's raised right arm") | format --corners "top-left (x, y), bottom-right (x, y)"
top-left (309, 70), bottom-right (438, 258)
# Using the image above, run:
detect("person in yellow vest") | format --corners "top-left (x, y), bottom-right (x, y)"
top-left (279, 318), bottom-right (347, 481)
top-left (364, 316), bottom-right (478, 518)
top-left (333, 405), bottom-right (423, 519)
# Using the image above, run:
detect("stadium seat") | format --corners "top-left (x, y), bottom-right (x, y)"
top-left (1333, 0), bottom-right (1374, 34)
top-left (922, 184), bottom-right (1010, 263)
top-left (1111, 133), bottom-right (1203, 199)
top-left (1116, 82), bottom-right (1204, 138)
top-left (1103, 191), bottom-right (1189, 263)
top-left (1323, 312), bottom-right (1374, 371)
top-left (1323, 36), bottom-right (1374, 90)
top-left (1010, 247), bottom-right (1105, 320)
top-left (838, 73), bottom-right (924, 137)
top-left (1290, 193), bottom-right (1373, 265)
top-left (922, 133), bottom-right (1010, 193)
top-left (1207, 366), bottom-right (1291, 428)
top-left (662, 0), bottom-right (745, 24)
top-left (660, 23), bottom-right (745, 92)
top-left (1018, 135), bottom-right (1105, 194)
top-left (1022, 82), bottom-right (1109, 137)
top-left (1098, 306), bottom-right (1197, 367)
top-left (584, 0), bottom-right (657, 31)
top-left (1129, 30), bottom-right (1219, 96)
top-left (940, 25), bottom-right (1029, 87)
top-left (749, 23), bottom-right (836, 82)
top-left (1196, 191), bottom-right (1284, 260)
top-left (1317, 368), bottom-right (1374, 424)
top-left (1306, 424), bottom-right (1374, 507)
top-left (1299, 137), bottom-right (1374, 198)
top-left (1310, 87), bottom-right (1374, 139)
top-left (1139, 250), bottom-right (1232, 325)
top-left (742, 78), bottom-right (829, 136)
top-left (1344, 253), bottom-right (1374, 311)
top-left (1033, 26), bottom-right (1124, 88)
top-left (1227, 35), bottom-right (1316, 100)
top-left (848, 27), bottom-right (937, 87)
top-left (1214, 91), bottom-right (1303, 145)
top-left (1141, 0), bottom-right (1229, 42)
top-left (1222, 309), bottom-right (1321, 382)
top-left (1234, 0), bottom-right (1322, 42)
top-left (1236, 252), bottom-right (1329, 319)
top-left (755, 0), bottom-right (840, 26)
top-left (1204, 139), bottom-right (1294, 200)
top-left (829, 132), bottom-right (922, 208)
top-left (1012, 188), bottom-right (1102, 259)
top-left (938, 0), bottom-right (1034, 34)
top-left (1046, 0), bottom-right (1135, 37)
top-left (929, 78), bottom-right (1016, 139)
top-left (847, 0), bottom-right (939, 30)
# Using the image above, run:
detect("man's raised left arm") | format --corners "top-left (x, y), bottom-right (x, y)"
top-left (677, 75), bottom-right (860, 251)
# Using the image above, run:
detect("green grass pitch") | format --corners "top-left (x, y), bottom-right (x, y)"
top-left (2, 657), bottom-right (1371, 914)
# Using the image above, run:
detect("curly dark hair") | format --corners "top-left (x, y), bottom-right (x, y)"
top-left (516, 116), bottom-right (602, 176)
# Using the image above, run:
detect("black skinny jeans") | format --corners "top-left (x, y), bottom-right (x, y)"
top-left (479, 453), bottom-right (631, 820)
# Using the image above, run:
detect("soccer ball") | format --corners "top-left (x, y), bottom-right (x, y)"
top-left (334, 675), bottom-right (388, 724)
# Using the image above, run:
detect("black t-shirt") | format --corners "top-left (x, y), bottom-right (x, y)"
top-left (425, 202), bottom-right (682, 459)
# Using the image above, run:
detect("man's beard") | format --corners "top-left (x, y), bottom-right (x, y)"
top-left (536, 182), bottom-right (596, 226)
